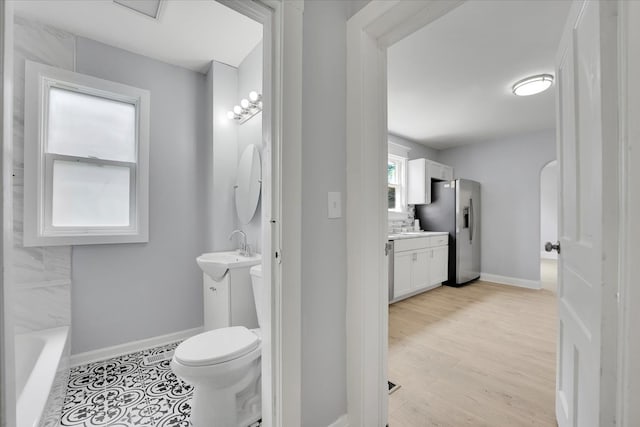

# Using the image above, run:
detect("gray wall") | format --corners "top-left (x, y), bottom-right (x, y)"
top-left (438, 130), bottom-right (556, 282)
top-left (237, 42), bottom-right (263, 253)
top-left (71, 37), bottom-right (208, 353)
top-left (388, 133), bottom-right (438, 160)
top-left (346, 0), bottom-right (371, 19)
top-left (301, 1), bottom-right (348, 425)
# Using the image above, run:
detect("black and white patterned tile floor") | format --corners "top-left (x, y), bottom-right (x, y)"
top-left (62, 342), bottom-right (193, 427)
top-left (62, 342), bottom-right (263, 427)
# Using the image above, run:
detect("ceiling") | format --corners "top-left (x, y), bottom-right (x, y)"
top-left (13, 0), bottom-right (263, 73)
top-left (387, 0), bottom-right (572, 149)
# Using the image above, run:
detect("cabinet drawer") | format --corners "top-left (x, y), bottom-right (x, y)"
top-left (428, 235), bottom-right (448, 247)
top-left (394, 237), bottom-right (429, 252)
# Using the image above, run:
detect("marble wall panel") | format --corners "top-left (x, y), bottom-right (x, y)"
top-left (13, 16), bottom-right (74, 332)
top-left (13, 283), bottom-right (71, 334)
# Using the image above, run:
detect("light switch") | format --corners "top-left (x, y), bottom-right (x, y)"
top-left (328, 192), bottom-right (342, 219)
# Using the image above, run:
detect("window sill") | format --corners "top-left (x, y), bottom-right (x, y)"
top-left (23, 230), bottom-right (149, 247)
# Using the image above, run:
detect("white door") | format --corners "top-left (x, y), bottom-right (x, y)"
top-left (555, 1), bottom-right (614, 425)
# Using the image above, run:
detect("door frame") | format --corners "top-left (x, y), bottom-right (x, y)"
top-left (346, 1), bottom-right (634, 425)
top-left (617, 1), bottom-right (640, 425)
top-left (0, 1), bottom-right (303, 426)
top-left (0, 1), bottom-right (15, 426)
top-left (220, 2), bottom-right (303, 426)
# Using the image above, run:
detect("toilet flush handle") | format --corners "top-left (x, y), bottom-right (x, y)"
top-left (209, 286), bottom-right (217, 292)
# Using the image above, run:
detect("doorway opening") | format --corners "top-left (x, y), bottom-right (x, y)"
top-left (0, 1), bottom-right (303, 426)
top-left (384, 1), bottom-right (564, 424)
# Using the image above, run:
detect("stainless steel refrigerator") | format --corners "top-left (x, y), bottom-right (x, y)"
top-left (414, 179), bottom-right (481, 286)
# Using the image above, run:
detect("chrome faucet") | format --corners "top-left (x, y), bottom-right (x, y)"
top-left (228, 229), bottom-right (250, 256)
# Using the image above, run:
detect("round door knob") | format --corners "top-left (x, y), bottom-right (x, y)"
top-left (545, 241), bottom-right (561, 254)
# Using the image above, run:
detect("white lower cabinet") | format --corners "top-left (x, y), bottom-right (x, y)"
top-left (412, 249), bottom-right (431, 290)
top-left (393, 252), bottom-right (413, 298)
top-left (203, 269), bottom-right (259, 331)
top-left (430, 245), bottom-right (449, 286)
top-left (392, 235), bottom-right (449, 302)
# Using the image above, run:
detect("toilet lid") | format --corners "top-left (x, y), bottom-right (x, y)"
top-left (174, 326), bottom-right (259, 367)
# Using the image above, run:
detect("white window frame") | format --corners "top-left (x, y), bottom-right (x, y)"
top-left (387, 153), bottom-right (407, 214)
top-left (24, 60), bottom-right (150, 246)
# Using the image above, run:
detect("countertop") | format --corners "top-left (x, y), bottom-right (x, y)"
top-left (388, 231), bottom-right (448, 241)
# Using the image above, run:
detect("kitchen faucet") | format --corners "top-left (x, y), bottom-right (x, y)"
top-left (228, 229), bottom-right (250, 256)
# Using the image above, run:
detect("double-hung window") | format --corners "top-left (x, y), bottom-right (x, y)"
top-left (388, 153), bottom-right (407, 213)
top-left (24, 61), bottom-right (150, 246)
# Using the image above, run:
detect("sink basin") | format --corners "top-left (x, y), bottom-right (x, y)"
top-left (196, 251), bottom-right (262, 281)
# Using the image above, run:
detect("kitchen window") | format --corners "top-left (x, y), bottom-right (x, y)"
top-left (23, 61), bottom-right (150, 246)
top-left (388, 153), bottom-right (407, 213)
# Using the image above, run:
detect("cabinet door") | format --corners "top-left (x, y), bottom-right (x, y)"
top-left (203, 275), bottom-right (230, 331)
top-left (430, 246), bottom-right (449, 285)
top-left (393, 251), bottom-right (413, 299)
top-left (412, 249), bottom-right (431, 290)
top-left (407, 159), bottom-right (427, 205)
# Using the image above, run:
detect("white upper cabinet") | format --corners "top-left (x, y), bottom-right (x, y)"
top-left (407, 158), bottom-right (454, 204)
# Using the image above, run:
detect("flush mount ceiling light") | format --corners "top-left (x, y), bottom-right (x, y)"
top-left (113, 0), bottom-right (164, 20)
top-left (512, 74), bottom-right (554, 96)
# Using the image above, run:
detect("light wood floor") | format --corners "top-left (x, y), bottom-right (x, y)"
top-left (388, 281), bottom-right (557, 427)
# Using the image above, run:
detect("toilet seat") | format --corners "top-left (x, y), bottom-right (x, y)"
top-left (175, 326), bottom-right (259, 367)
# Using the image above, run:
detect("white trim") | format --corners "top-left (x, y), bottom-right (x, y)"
top-left (387, 141), bottom-right (410, 157)
top-left (541, 251), bottom-right (558, 261)
top-left (327, 414), bottom-right (349, 427)
top-left (617, 1), bottom-right (640, 425)
top-left (479, 273), bottom-right (541, 290)
top-left (0, 2), bottom-right (16, 426)
top-left (70, 327), bottom-right (203, 367)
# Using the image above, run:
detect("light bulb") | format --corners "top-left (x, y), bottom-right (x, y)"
top-left (233, 105), bottom-right (242, 115)
top-left (241, 99), bottom-right (250, 109)
top-left (227, 111), bottom-right (235, 120)
top-left (249, 91), bottom-right (259, 102)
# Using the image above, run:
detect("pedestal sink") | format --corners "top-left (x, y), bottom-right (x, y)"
top-left (197, 251), bottom-right (262, 331)
top-left (196, 251), bottom-right (262, 281)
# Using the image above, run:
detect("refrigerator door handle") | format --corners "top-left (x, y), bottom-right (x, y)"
top-left (469, 198), bottom-right (474, 243)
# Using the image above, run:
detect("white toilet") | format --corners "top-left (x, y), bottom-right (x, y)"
top-left (171, 264), bottom-right (264, 426)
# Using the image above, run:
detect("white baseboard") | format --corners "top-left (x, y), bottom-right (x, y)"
top-left (480, 273), bottom-right (541, 290)
top-left (327, 414), bottom-right (349, 427)
top-left (70, 326), bottom-right (203, 367)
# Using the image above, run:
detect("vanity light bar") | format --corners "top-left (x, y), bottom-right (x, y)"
top-left (227, 91), bottom-right (263, 124)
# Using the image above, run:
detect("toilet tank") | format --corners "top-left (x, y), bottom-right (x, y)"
top-left (250, 264), bottom-right (264, 330)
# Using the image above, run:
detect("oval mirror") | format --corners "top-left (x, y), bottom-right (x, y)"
top-left (235, 144), bottom-right (262, 224)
